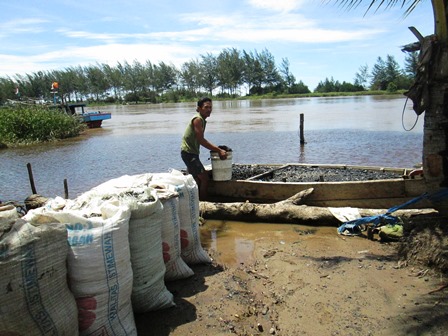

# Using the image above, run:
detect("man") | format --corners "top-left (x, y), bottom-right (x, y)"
top-left (181, 97), bottom-right (227, 200)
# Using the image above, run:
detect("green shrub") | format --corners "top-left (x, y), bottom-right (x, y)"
top-left (387, 82), bottom-right (398, 93)
top-left (0, 105), bottom-right (85, 146)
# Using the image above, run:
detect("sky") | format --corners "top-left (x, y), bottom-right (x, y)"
top-left (0, 0), bottom-right (434, 91)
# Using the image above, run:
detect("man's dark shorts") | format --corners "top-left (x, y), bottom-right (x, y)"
top-left (181, 151), bottom-right (205, 178)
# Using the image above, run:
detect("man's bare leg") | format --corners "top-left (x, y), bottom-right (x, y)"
top-left (197, 171), bottom-right (209, 201)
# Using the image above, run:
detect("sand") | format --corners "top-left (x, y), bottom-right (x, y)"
top-left (135, 222), bottom-right (447, 336)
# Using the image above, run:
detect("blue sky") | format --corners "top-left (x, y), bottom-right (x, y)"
top-left (0, 0), bottom-right (433, 90)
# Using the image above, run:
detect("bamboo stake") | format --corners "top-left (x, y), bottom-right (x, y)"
top-left (64, 179), bottom-right (69, 199)
top-left (26, 163), bottom-right (37, 194)
top-left (299, 113), bottom-right (305, 145)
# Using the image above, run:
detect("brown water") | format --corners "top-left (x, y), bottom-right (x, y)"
top-left (1, 96), bottom-right (423, 202)
top-left (200, 220), bottom-right (336, 267)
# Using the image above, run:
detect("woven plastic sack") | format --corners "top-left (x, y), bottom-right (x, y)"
top-left (0, 204), bottom-right (19, 225)
top-left (0, 218), bottom-right (78, 335)
top-left (152, 170), bottom-right (211, 264)
top-left (73, 174), bottom-right (153, 205)
top-left (69, 176), bottom-right (175, 312)
top-left (24, 199), bottom-right (137, 336)
top-left (125, 188), bottom-right (175, 312)
top-left (151, 187), bottom-right (194, 281)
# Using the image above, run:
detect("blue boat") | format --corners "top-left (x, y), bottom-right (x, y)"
top-left (65, 103), bottom-right (111, 128)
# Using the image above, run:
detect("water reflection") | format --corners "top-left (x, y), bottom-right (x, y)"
top-left (201, 220), bottom-right (258, 266)
top-left (201, 220), bottom-right (338, 267)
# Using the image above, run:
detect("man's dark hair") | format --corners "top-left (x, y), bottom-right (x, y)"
top-left (197, 97), bottom-right (212, 107)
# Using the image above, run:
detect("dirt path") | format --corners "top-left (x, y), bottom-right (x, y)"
top-left (135, 225), bottom-right (447, 336)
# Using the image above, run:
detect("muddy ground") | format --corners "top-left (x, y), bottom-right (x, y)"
top-left (135, 216), bottom-right (447, 336)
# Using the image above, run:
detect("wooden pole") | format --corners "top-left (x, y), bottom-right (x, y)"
top-left (26, 163), bottom-right (37, 194)
top-left (64, 179), bottom-right (69, 199)
top-left (299, 113), bottom-right (305, 145)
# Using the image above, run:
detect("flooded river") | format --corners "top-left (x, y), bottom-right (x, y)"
top-left (1, 95), bottom-right (423, 202)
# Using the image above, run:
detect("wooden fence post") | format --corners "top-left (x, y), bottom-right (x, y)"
top-left (26, 163), bottom-right (37, 194)
top-left (299, 113), bottom-right (305, 145)
top-left (64, 179), bottom-right (69, 199)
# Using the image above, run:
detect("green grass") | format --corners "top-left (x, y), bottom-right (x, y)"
top-left (0, 105), bottom-right (86, 146)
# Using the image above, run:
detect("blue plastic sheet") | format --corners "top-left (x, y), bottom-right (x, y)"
top-left (337, 188), bottom-right (448, 235)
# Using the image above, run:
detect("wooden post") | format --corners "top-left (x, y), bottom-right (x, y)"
top-left (299, 113), bottom-right (305, 145)
top-left (64, 179), bottom-right (69, 199)
top-left (26, 163), bottom-right (37, 194)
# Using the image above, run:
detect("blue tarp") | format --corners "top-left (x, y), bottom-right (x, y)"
top-left (337, 188), bottom-right (448, 235)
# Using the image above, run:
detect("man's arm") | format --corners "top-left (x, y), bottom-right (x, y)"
top-left (192, 118), bottom-right (227, 158)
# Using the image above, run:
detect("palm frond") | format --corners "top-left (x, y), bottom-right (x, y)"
top-left (323, 0), bottom-right (422, 16)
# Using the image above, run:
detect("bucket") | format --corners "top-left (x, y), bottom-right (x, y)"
top-left (210, 151), bottom-right (233, 181)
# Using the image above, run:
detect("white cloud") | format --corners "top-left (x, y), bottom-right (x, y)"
top-left (187, 12), bottom-right (314, 30)
top-left (213, 28), bottom-right (380, 43)
top-left (72, 43), bottom-right (198, 67)
top-left (247, 0), bottom-right (305, 12)
top-left (0, 43), bottom-right (200, 77)
top-left (0, 18), bottom-right (48, 36)
top-left (176, 12), bottom-right (382, 44)
top-left (57, 29), bottom-right (120, 42)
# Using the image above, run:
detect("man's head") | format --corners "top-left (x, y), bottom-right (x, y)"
top-left (197, 97), bottom-right (212, 108)
top-left (197, 97), bottom-right (212, 118)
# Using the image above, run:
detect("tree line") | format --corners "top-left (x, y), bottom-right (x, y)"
top-left (0, 48), bottom-right (418, 105)
top-left (315, 52), bottom-right (418, 93)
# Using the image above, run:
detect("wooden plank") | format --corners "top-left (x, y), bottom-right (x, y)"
top-left (208, 178), bottom-right (428, 209)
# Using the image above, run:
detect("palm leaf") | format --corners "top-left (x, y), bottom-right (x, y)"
top-left (324, 0), bottom-right (422, 16)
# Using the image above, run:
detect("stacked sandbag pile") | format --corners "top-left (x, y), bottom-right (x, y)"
top-left (71, 174), bottom-right (175, 312)
top-left (1, 169), bottom-right (212, 333)
top-left (0, 204), bottom-right (79, 335)
top-left (24, 198), bottom-right (137, 336)
top-left (148, 186), bottom-right (194, 281)
top-left (152, 169), bottom-right (212, 264)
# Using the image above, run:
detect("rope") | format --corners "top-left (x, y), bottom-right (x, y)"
top-left (402, 96), bottom-right (420, 131)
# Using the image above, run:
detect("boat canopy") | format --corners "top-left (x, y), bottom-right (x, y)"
top-left (66, 103), bottom-right (86, 115)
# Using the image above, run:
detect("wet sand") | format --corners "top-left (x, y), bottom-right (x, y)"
top-left (135, 221), bottom-right (447, 335)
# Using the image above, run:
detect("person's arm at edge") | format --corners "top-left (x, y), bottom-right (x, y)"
top-left (192, 118), bottom-right (227, 159)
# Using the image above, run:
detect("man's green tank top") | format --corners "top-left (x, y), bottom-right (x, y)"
top-left (181, 113), bottom-right (206, 155)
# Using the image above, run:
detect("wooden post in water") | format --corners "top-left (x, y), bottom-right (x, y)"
top-left (299, 113), bottom-right (305, 145)
top-left (64, 179), bottom-right (69, 199)
top-left (26, 163), bottom-right (37, 194)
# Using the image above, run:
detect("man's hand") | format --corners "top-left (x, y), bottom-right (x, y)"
top-left (219, 149), bottom-right (227, 160)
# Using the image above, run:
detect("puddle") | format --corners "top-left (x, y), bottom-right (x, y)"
top-left (200, 220), bottom-right (337, 267)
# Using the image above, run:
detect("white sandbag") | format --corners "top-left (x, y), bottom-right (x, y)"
top-left (0, 204), bottom-right (19, 225)
top-left (69, 179), bottom-right (175, 312)
top-left (152, 170), bottom-right (211, 264)
top-left (24, 200), bottom-right (137, 336)
top-left (0, 219), bottom-right (78, 335)
top-left (151, 187), bottom-right (194, 281)
top-left (114, 188), bottom-right (174, 312)
top-left (73, 174), bottom-right (154, 206)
